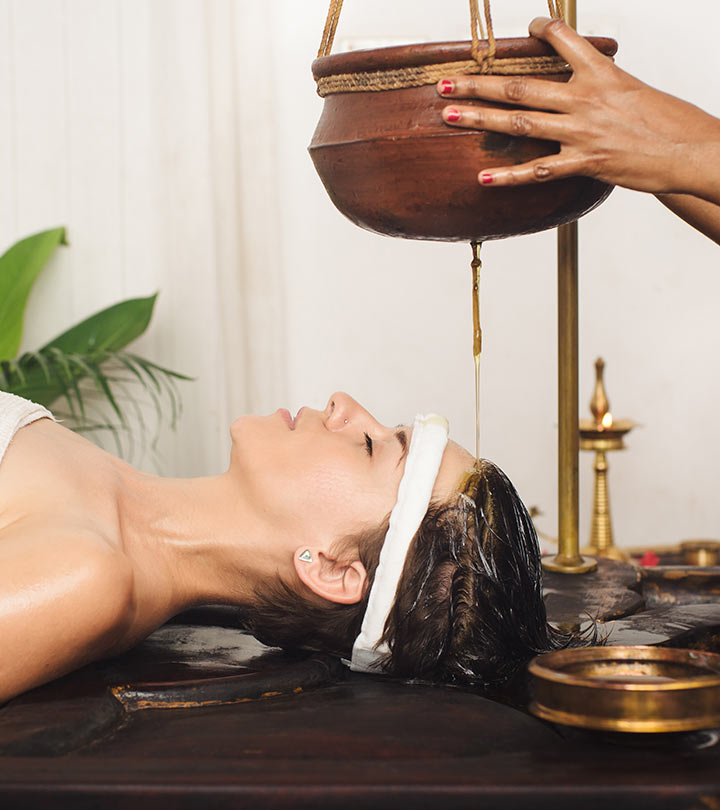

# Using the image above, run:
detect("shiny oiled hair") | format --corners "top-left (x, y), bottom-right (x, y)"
top-left (243, 460), bottom-right (582, 687)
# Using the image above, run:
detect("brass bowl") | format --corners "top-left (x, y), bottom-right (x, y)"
top-left (529, 646), bottom-right (720, 733)
top-left (310, 37), bottom-right (617, 242)
top-left (682, 540), bottom-right (720, 567)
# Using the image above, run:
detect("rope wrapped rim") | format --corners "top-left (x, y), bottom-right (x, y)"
top-left (313, 36), bottom-right (617, 97)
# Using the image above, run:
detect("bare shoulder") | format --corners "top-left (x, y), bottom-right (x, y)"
top-left (0, 517), bottom-right (134, 611)
top-left (0, 519), bottom-right (135, 703)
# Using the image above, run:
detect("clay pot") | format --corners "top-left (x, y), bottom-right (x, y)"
top-left (310, 37), bottom-right (618, 242)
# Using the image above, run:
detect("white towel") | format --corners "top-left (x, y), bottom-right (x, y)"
top-left (349, 413), bottom-right (449, 673)
top-left (0, 391), bottom-right (56, 465)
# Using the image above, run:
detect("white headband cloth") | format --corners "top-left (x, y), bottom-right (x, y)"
top-left (349, 413), bottom-right (449, 674)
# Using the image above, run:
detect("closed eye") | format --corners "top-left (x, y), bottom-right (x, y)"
top-left (364, 432), bottom-right (373, 457)
top-left (395, 427), bottom-right (408, 467)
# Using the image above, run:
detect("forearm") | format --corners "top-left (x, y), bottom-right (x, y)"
top-left (666, 134), bottom-right (720, 207)
top-left (656, 192), bottom-right (720, 246)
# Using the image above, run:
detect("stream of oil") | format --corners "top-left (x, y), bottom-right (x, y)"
top-left (470, 241), bottom-right (482, 462)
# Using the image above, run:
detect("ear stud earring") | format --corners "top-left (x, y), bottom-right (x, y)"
top-left (298, 549), bottom-right (313, 563)
top-left (344, 418), bottom-right (349, 424)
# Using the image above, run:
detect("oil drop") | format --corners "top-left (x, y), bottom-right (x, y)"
top-left (470, 240), bottom-right (482, 462)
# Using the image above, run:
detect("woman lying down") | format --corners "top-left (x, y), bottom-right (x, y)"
top-left (0, 389), bottom-right (578, 703)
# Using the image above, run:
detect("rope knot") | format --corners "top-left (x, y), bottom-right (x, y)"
top-left (479, 54), bottom-right (496, 74)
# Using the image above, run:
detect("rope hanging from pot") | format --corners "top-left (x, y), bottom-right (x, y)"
top-left (315, 0), bottom-right (569, 97)
top-left (318, 0), bottom-right (345, 60)
top-left (469, 0), bottom-right (495, 66)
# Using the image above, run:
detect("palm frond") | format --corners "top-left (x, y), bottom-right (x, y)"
top-left (1, 346), bottom-right (192, 466)
top-left (124, 352), bottom-right (187, 429)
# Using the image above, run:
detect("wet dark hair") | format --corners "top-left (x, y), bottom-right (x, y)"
top-left (243, 459), bottom-right (584, 687)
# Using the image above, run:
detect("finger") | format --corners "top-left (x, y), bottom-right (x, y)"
top-left (528, 16), bottom-right (613, 75)
top-left (442, 104), bottom-right (573, 143)
top-left (436, 74), bottom-right (574, 113)
top-left (477, 154), bottom-right (593, 187)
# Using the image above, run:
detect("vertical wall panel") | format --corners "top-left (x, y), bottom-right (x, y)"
top-left (115, 0), bottom-right (179, 468)
top-left (230, 4), bottom-right (288, 416)
top-left (204, 0), bottom-right (248, 431)
top-left (10, 0), bottom-right (73, 350)
top-left (0, 1), bottom-right (14, 239)
top-left (64, 0), bottom-right (124, 315)
top-left (142, 0), bottom-right (231, 474)
top-left (117, 0), bottom-right (160, 301)
top-left (9, 0), bottom-right (67, 233)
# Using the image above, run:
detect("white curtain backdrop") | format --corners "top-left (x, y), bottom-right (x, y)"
top-left (0, 0), bottom-right (287, 474)
top-left (2, 0), bottom-right (719, 546)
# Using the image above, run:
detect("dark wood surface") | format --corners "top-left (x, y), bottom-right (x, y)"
top-left (642, 566), bottom-right (720, 608)
top-left (2, 558), bottom-right (720, 809)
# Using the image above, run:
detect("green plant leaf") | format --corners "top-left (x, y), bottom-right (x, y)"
top-left (4, 345), bottom-right (189, 419)
top-left (3, 295), bottom-right (161, 406)
top-left (0, 227), bottom-right (192, 467)
top-left (41, 294), bottom-right (158, 355)
top-left (0, 227), bottom-right (66, 361)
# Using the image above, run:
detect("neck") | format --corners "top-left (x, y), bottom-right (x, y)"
top-left (116, 467), bottom-right (292, 626)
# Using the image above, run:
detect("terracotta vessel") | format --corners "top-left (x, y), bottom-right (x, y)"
top-left (310, 37), bottom-right (617, 242)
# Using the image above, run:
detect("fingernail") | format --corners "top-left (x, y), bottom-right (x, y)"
top-left (445, 108), bottom-right (461, 123)
top-left (480, 173), bottom-right (494, 185)
top-left (439, 79), bottom-right (454, 95)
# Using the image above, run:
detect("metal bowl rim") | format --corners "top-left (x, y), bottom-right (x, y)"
top-left (529, 645), bottom-right (720, 691)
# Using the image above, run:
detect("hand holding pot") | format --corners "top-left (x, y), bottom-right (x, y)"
top-left (437, 17), bottom-right (720, 207)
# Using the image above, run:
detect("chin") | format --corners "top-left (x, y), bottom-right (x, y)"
top-left (228, 414), bottom-right (262, 451)
top-left (229, 416), bottom-right (245, 445)
top-left (229, 413), bottom-right (280, 461)
top-left (228, 416), bottom-right (259, 476)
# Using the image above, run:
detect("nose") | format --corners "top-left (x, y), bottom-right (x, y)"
top-left (324, 392), bottom-right (387, 435)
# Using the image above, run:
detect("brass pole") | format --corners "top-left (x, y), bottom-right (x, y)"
top-left (542, 0), bottom-right (596, 574)
top-left (562, 0), bottom-right (576, 28)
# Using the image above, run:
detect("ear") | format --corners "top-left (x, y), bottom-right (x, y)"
top-left (293, 547), bottom-right (367, 605)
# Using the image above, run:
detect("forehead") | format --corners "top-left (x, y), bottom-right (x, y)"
top-left (433, 440), bottom-right (474, 501)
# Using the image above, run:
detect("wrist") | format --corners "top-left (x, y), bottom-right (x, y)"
top-left (669, 136), bottom-right (720, 206)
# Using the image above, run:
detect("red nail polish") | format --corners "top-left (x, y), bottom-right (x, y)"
top-left (445, 108), bottom-right (461, 122)
top-left (480, 173), bottom-right (494, 185)
top-left (439, 80), bottom-right (454, 95)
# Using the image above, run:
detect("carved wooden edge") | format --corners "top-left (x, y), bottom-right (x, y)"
top-left (0, 656), bottom-right (346, 756)
top-left (0, 694), bottom-right (126, 757)
top-left (111, 654), bottom-right (345, 711)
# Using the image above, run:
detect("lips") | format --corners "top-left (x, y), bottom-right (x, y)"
top-left (278, 408), bottom-right (295, 430)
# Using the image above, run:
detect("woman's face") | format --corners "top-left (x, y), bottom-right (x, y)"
top-left (230, 392), bottom-right (473, 545)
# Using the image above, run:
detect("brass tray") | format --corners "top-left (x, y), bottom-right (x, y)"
top-left (529, 646), bottom-right (720, 733)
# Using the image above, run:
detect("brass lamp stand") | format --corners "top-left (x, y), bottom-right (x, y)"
top-left (580, 358), bottom-right (634, 562)
top-left (542, 0), bottom-right (597, 575)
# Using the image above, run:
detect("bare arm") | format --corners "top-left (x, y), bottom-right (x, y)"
top-left (436, 17), bottom-right (720, 238)
top-left (655, 194), bottom-right (720, 245)
top-left (0, 524), bottom-right (132, 703)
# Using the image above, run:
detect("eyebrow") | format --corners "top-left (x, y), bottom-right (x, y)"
top-left (395, 427), bottom-right (409, 467)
